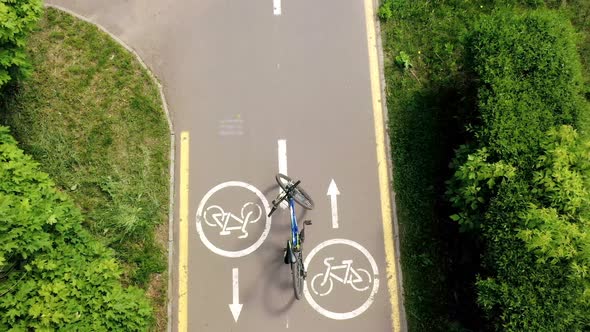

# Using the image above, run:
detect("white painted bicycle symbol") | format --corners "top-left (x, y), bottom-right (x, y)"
top-left (310, 257), bottom-right (372, 296)
top-left (203, 202), bottom-right (262, 239)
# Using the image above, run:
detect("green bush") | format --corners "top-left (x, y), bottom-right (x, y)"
top-left (448, 10), bottom-right (590, 331)
top-left (377, 0), bottom-right (393, 22)
top-left (0, 0), bottom-right (43, 90)
top-left (478, 126), bottom-right (590, 331)
top-left (451, 128), bottom-right (590, 331)
top-left (0, 126), bottom-right (152, 330)
top-left (447, 146), bottom-right (516, 231)
top-left (467, 10), bottom-right (587, 164)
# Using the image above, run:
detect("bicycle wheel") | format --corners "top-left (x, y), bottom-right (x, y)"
top-left (311, 273), bottom-right (333, 297)
top-left (204, 205), bottom-right (224, 227)
top-left (350, 268), bottom-right (372, 292)
top-left (276, 173), bottom-right (315, 210)
top-left (291, 251), bottom-right (305, 300)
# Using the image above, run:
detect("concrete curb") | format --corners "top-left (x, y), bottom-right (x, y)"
top-left (44, 5), bottom-right (176, 332)
top-left (370, 1), bottom-right (408, 331)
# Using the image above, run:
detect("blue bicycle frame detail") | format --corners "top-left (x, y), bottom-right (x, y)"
top-left (289, 197), bottom-right (299, 248)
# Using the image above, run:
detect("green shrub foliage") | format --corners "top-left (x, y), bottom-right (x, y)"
top-left (448, 10), bottom-right (590, 331)
top-left (377, 0), bottom-right (394, 22)
top-left (467, 10), bottom-right (586, 164)
top-left (0, 126), bottom-right (152, 330)
top-left (0, 0), bottom-right (43, 89)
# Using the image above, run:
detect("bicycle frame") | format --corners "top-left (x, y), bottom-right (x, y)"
top-left (289, 197), bottom-right (299, 248)
top-left (321, 258), bottom-right (358, 284)
top-left (269, 176), bottom-right (311, 267)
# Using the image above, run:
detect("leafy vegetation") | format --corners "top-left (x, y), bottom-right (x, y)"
top-left (0, 126), bottom-right (152, 330)
top-left (0, 0), bottom-right (43, 89)
top-left (447, 11), bottom-right (590, 331)
top-left (466, 10), bottom-right (587, 163)
top-left (449, 126), bottom-right (590, 331)
top-left (379, 0), bottom-right (590, 331)
top-left (0, 8), bottom-right (170, 329)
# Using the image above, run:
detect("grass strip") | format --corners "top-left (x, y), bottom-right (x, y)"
top-left (0, 8), bottom-right (170, 330)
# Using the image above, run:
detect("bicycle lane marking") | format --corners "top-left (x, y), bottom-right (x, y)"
top-left (178, 131), bottom-right (190, 332)
top-left (204, 202), bottom-right (262, 239)
top-left (303, 239), bottom-right (380, 320)
top-left (364, 0), bottom-right (403, 330)
top-left (195, 181), bottom-right (272, 257)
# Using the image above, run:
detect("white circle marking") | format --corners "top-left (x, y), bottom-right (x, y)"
top-left (303, 238), bottom-right (380, 320)
top-left (196, 181), bottom-right (271, 258)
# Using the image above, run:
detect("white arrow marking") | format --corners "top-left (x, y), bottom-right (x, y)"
top-left (229, 268), bottom-right (243, 322)
top-left (327, 179), bottom-right (340, 229)
top-left (278, 139), bottom-right (288, 209)
top-left (273, 0), bottom-right (281, 15)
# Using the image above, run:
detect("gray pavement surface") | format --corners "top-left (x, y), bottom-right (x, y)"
top-left (46, 1), bottom-right (403, 331)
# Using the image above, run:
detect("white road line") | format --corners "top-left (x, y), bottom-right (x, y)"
top-left (278, 139), bottom-right (287, 174)
top-left (278, 139), bottom-right (288, 209)
top-left (273, 0), bottom-right (281, 15)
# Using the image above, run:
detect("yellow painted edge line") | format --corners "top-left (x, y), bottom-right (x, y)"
top-left (178, 132), bottom-right (190, 332)
top-left (363, 0), bottom-right (401, 331)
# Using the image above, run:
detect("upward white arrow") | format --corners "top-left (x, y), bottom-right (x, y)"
top-left (228, 268), bottom-right (243, 322)
top-left (327, 179), bottom-right (340, 229)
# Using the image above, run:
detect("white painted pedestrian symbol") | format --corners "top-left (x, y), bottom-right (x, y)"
top-left (303, 239), bottom-right (379, 320)
top-left (204, 202), bottom-right (262, 239)
top-left (310, 257), bottom-right (371, 296)
top-left (196, 181), bottom-right (272, 258)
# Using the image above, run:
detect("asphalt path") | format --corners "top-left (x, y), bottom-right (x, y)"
top-left (46, 1), bottom-right (405, 331)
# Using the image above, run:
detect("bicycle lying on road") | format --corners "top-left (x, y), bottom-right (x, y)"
top-left (268, 173), bottom-right (314, 300)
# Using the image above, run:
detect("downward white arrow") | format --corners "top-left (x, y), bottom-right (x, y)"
top-left (327, 179), bottom-right (340, 229)
top-left (228, 268), bottom-right (243, 322)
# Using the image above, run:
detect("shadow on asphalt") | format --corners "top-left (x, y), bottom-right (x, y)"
top-left (239, 184), bottom-right (311, 316)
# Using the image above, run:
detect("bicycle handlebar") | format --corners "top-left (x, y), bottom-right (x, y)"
top-left (289, 180), bottom-right (301, 195)
top-left (268, 180), bottom-right (301, 217)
